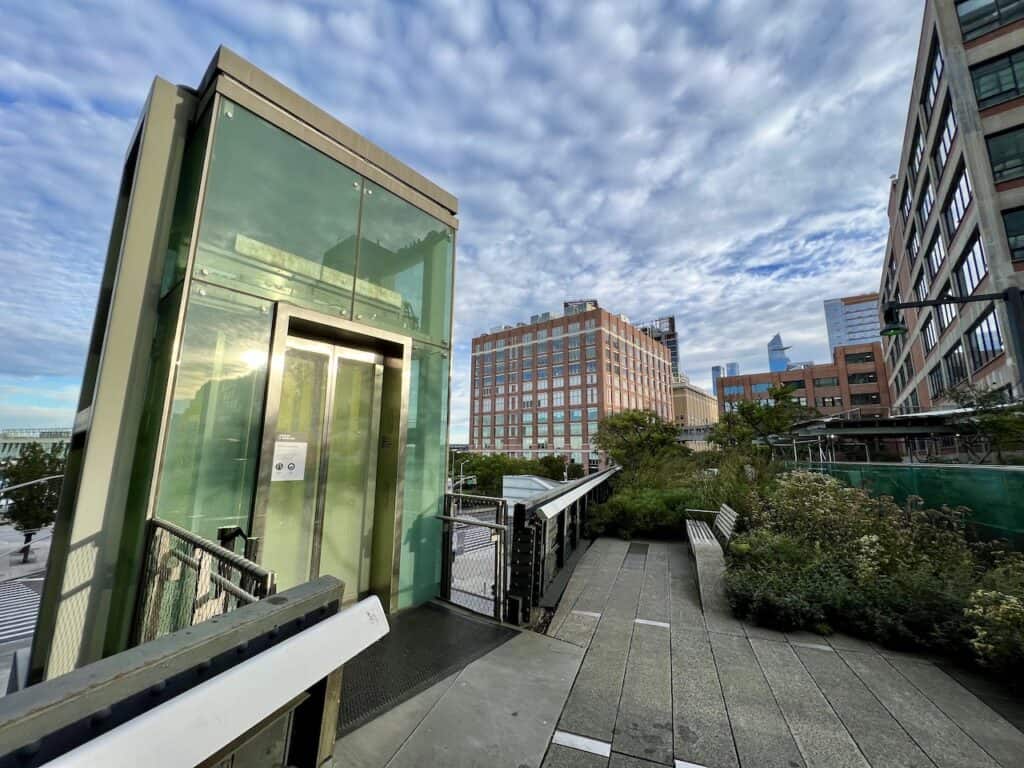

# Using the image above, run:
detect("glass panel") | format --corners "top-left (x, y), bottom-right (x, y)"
top-left (261, 343), bottom-right (330, 590)
top-left (354, 180), bottom-right (454, 346)
top-left (319, 354), bottom-right (382, 602)
top-left (162, 106), bottom-right (212, 295)
top-left (154, 284), bottom-right (272, 540)
top-left (398, 344), bottom-right (449, 608)
top-left (195, 99), bottom-right (362, 316)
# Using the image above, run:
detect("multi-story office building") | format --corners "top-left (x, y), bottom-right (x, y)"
top-left (768, 333), bottom-right (792, 372)
top-left (717, 343), bottom-right (890, 418)
top-left (468, 302), bottom-right (675, 472)
top-left (824, 293), bottom-right (883, 351)
top-left (0, 428), bottom-right (71, 463)
top-left (672, 375), bottom-right (719, 451)
top-left (636, 316), bottom-right (680, 377)
top-left (880, 0), bottom-right (1024, 414)
top-left (711, 362), bottom-right (739, 393)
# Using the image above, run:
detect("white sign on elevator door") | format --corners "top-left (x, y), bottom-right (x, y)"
top-left (271, 439), bottom-right (307, 482)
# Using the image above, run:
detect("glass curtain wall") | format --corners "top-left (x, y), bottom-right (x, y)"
top-left (150, 96), bottom-right (453, 608)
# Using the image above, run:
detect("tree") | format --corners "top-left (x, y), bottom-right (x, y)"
top-left (946, 384), bottom-right (1024, 463)
top-left (710, 386), bottom-right (817, 451)
top-left (1, 442), bottom-right (65, 563)
top-left (593, 410), bottom-right (686, 476)
top-left (709, 412), bottom-right (756, 450)
top-left (537, 454), bottom-right (585, 481)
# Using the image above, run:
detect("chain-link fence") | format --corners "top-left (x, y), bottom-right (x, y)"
top-left (439, 495), bottom-right (507, 620)
top-left (134, 518), bottom-right (275, 644)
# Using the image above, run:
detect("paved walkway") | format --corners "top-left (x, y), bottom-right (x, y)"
top-left (545, 538), bottom-right (1024, 768)
top-left (334, 538), bottom-right (1024, 768)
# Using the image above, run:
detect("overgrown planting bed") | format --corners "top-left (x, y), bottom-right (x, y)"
top-left (725, 471), bottom-right (1024, 686)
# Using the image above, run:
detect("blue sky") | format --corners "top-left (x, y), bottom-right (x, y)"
top-left (0, 0), bottom-right (923, 442)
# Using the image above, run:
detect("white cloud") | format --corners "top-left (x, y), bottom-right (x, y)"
top-left (0, 0), bottom-right (924, 441)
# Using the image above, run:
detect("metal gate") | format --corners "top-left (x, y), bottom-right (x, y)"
top-left (439, 494), bottom-right (508, 621)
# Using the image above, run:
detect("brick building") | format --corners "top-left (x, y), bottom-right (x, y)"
top-left (880, 0), bottom-right (1024, 414)
top-left (716, 343), bottom-right (890, 418)
top-left (468, 302), bottom-right (674, 472)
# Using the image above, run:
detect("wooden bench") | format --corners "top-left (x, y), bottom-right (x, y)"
top-left (684, 506), bottom-right (744, 635)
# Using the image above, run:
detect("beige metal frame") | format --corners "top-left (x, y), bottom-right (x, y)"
top-left (253, 303), bottom-right (412, 610)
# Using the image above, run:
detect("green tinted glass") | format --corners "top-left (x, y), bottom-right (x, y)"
top-left (398, 344), bottom-right (450, 607)
top-left (354, 180), bottom-right (453, 346)
top-left (154, 283), bottom-right (272, 540)
top-left (195, 99), bottom-right (362, 316)
top-left (162, 106), bottom-right (212, 295)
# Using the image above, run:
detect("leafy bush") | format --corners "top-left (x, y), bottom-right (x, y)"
top-left (586, 487), bottom-right (696, 539)
top-left (726, 471), bottom-right (1024, 680)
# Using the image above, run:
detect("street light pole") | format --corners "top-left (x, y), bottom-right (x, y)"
top-left (882, 288), bottom-right (1024, 399)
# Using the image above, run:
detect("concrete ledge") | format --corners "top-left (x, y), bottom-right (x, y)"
top-left (684, 520), bottom-right (743, 636)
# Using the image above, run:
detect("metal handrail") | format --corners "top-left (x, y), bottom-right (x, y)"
top-left (0, 474), bottom-right (63, 495)
top-left (521, 466), bottom-right (619, 518)
top-left (150, 518), bottom-right (273, 581)
top-left (435, 514), bottom-right (508, 532)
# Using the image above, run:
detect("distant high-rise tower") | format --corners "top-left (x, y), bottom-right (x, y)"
top-left (636, 316), bottom-right (679, 377)
top-left (768, 334), bottom-right (791, 373)
top-left (824, 293), bottom-right (881, 352)
top-left (713, 362), bottom-right (739, 392)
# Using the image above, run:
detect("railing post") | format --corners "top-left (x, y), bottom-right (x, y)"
top-left (507, 502), bottom-right (534, 624)
top-left (439, 517), bottom-right (453, 603)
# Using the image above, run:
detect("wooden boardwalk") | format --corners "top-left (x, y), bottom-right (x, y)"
top-left (544, 538), bottom-right (1024, 768)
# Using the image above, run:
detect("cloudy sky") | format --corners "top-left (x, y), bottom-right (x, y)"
top-left (0, 0), bottom-right (923, 441)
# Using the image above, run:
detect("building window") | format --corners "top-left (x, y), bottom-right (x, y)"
top-left (844, 351), bottom-right (874, 364)
top-left (724, 385), bottom-right (745, 395)
top-left (901, 185), bottom-right (913, 223)
top-left (955, 235), bottom-right (988, 295)
top-left (848, 372), bottom-right (878, 384)
top-left (967, 308), bottom-right (1004, 370)
top-left (926, 235), bottom-right (947, 280)
top-left (957, 0), bottom-right (1024, 41)
top-left (945, 342), bottom-right (969, 385)
top-left (816, 396), bottom-right (843, 408)
top-left (928, 364), bottom-right (946, 399)
top-left (934, 102), bottom-right (958, 177)
top-left (914, 269), bottom-right (931, 302)
top-left (922, 38), bottom-right (944, 120)
top-left (971, 47), bottom-right (1024, 109)
top-left (988, 125), bottom-right (1024, 182)
top-left (910, 125), bottom-right (925, 183)
top-left (814, 376), bottom-right (839, 387)
top-left (751, 382), bottom-right (771, 393)
top-left (943, 168), bottom-right (973, 237)
top-left (919, 177), bottom-right (935, 223)
top-left (907, 226), bottom-right (921, 263)
top-left (1003, 207), bottom-right (1024, 260)
top-left (851, 393), bottom-right (881, 406)
top-left (922, 315), bottom-right (939, 355)
top-left (782, 378), bottom-right (806, 389)
top-left (934, 282), bottom-right (957, 332)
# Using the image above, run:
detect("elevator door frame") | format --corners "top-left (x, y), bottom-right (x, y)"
top-left (251, 303), bottom-right (412, 611)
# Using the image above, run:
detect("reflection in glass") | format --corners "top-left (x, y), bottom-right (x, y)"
top-left (154, 284), bottom-right (272, 540)
top-left (262, 343), bottom-right (330, 590)
top-left (399, 344), bottom-right (449, 607)
top-left (195, 99), bottom-right (362, 314)
top-left (354, 181), bottom-right (454, 346)
top-left (320, 355), bottom-right (382, 601)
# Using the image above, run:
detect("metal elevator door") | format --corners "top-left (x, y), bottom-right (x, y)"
top-left (259, 337), bottom-right (383, 601)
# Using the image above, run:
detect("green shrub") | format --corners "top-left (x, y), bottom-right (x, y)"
top-left (967, 590), bottom-right (1024, 681)
top-left (585, 486), bottom-right (702, 539)
top-left (723, 470), bottom-right (1024, 680)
